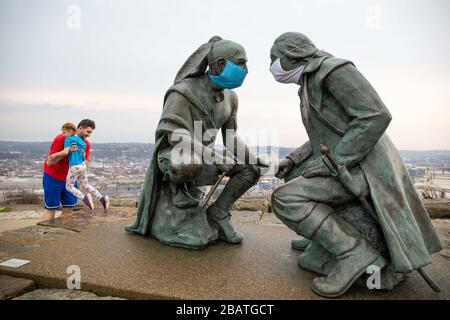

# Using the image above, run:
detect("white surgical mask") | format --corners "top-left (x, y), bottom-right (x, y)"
top-left (269, 58), bottom-right (305, 84)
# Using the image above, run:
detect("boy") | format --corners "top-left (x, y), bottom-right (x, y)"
top-left (48, 122), bottom-right (109, 211)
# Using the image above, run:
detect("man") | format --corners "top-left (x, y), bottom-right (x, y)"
top-left (42, 119), bottom-right (96, 221)
top-left (269, 32), bottom-right (442, 298)
top-left (126, 36), bottom-right (268, 249)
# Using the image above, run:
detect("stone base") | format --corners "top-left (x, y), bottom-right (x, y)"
top-left (0, 216), bottom-right (449, 299)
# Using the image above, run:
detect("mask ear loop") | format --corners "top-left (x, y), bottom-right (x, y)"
top-left (303, 49), bottom-right (320, 66)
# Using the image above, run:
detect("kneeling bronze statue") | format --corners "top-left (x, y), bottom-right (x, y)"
top-left (269, 32), bottom-right (442, 298)
top-left (126, 36), bottom-right (268, 249)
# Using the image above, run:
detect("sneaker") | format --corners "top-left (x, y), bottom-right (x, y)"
top-left (99, 195), bottom-right (109, 211)
top-left (83, 194), bottom-right (94, 210)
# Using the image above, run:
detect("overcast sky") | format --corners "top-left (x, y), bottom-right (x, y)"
top-left (0, 0), bottom-right (449, 149)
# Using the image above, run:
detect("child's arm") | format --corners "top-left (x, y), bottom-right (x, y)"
top-left (50, 147), bottom-right (70, 158)
top-left (47, 147), bottom-right (70, 165)
top-left (46, 155), bottom-right (63, 166)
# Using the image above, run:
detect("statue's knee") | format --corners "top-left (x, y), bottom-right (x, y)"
top-left (239, 165), bottom-right (261, 185)
top-left (271, 185), bottom-right (286, 216)
top-left (160, 151), bottom-right (203, 184)
top-left (169, 163), bottom-right (203, 184)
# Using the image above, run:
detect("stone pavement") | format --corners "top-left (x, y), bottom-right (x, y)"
top-left (0, 274), bottom-right (124, 300)
top-left (13, 288), bottom-right (124, 300)
top-left (0, 225), bottom-right (76, 262)
top-left (0, 205), bottom-right (54, 233)
top-left (36, 207), bottom-right (136, 231)
top-left (0, 206), bottom-right (135, 262)
top-left (0, 219), bottom-right (42, 234)
top-left (0, 205), bottom-right (146, 300)
top-left (0, 210), bottom-right (449, 300)
top-left (0, 274), bottom-right (35, 299)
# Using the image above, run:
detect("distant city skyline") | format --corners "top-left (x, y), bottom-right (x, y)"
top-left (0, 0), bottom-right (449, 150)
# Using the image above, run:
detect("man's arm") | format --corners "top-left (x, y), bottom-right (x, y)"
top-left (300, 64), bottom-right (391, 178)
top-left (276, 141), bottom-right (312, 179)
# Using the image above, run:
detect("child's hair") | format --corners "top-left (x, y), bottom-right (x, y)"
top-left (61, 122), bottom-right (76, 134)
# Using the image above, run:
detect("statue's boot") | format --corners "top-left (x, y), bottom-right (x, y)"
top-left (206, 168), bottom-right (259, 244)
top-left (298, 242), bottom-right (405, 290)
top-left (207, 203), bottom-right (243, 244)
top-left (296, 204), bottom-right (386, 298)
top-left (298, 241), bottom-right (335, 276)
top-left (291, 237), bottom-right (312, 251)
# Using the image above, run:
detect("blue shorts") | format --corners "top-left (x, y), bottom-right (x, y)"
top-left (43, 172), bottom-right (78, 210)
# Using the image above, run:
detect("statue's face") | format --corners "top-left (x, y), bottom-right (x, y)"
top-left (210, 56), bottom-right (248, 75)
top-left (270, 53), bottom-right (304, 71)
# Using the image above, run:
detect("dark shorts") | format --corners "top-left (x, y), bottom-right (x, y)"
top-left (42, 172), bottom-right (78, 210)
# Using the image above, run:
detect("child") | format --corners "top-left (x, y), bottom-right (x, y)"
top-left (48, 122), bottom-right (109, 211)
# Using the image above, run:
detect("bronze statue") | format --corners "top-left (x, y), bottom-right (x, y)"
top-left (270, 32), bottom-right (442, 298)
top-left (126, 36), bottom-right (268, 249)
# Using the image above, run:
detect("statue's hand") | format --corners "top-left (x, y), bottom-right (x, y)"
top-left (301, 158), bottom-right (332, 178)
top-left (215, 162), bottom-right (236, 176)
top-left (256, 157), bottom-right (270, 168)
top-left (275, 158), bottom-right (294, 179)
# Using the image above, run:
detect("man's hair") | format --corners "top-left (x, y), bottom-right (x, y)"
top-left (61, 122), bottom-right (76, 132)
top-left (77, 119), bottom-right (96, 129)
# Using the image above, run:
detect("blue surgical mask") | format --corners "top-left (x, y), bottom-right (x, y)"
top-left (209, 60), bottom-right (248, 89)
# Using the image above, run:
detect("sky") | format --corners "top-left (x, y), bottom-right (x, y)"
top-left (0, 0), bottom-right (449, 150)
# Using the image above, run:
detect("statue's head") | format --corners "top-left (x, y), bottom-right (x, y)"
top-left (174, 36), bottom-right (248, 90)
top-left (206, 37), bottom-right (248, 76)
top-left (269, 32), bottom-right (320, 85)
top-left (270, 32), bottom-right (318, 70)
top-left (206, 36), bottom-right (248, 90)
